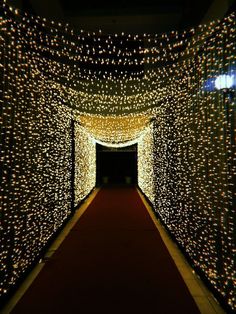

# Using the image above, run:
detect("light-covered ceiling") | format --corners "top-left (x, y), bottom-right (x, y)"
top-left (6, 0), bottom-right (236, 146)
top-left (9, 0), bottom-right (236, 34)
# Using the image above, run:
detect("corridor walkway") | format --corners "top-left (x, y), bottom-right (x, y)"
top-left (11, 187), bottom-right (199, 313)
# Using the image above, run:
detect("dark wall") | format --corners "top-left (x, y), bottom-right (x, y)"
top-left (96, 144), bottom-right (137, 185)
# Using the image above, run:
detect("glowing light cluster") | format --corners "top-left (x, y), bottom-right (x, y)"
top-left (215, 74), bottom-right (235, 90)
top-left (138, 123), bottom-right (155, 204)
top-left (0, 68), bottom-right (73, 301)
top-left (74, 123), bottom-right (96, 205)
top-left (152, 84), bottom-right (236, 310)
top-left (137, 25), bottom-right (236, 310)
top-left (0, 0), bottom-right (236, 311)
top-left (78, 113), bottom-right (151, 144)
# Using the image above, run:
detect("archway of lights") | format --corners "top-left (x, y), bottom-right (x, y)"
top-left (0, 1), bottom-right (235, 311)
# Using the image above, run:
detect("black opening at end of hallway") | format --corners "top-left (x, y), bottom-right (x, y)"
top-left (96, 143), bottom-right (137, 185)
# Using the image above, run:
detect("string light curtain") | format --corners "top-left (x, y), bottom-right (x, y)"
top-left (0, 48), bottom-right (73, 305)
top-left (137, 122), bottom-right (155, 204)
top-left (0, 0), bottom-right (236, 311)
top-left (74, 123), bottom-right (96, 205)
top-left (77, 113), bottom-right (151, 144)
top-left (138, 21), bottom-right (236, 312)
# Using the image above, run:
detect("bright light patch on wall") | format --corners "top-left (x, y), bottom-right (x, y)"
top-left (215, 74), bottom-right (234, 90)
top-left (74, 124), bottom-right (96, 205)
top-left (138, 122), bottom-right (155, 204)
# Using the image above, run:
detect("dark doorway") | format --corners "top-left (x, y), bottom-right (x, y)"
top-left (96, 144), bottom-right (137, 186)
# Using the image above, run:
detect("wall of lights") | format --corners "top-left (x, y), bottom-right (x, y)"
top-left (74, 123), bottom-right (96, 205)
top-left (0, 0), bottom-right (235, 311)
top-left (138, 20), bottom-right (236, 311)
top-left (1, 3), bottom-right (85, 304)
top-left (137, 123), bottom-right (155, 204)
top-left (0, 73), bottom-right (73, 304)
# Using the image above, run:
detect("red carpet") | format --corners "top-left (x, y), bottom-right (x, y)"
top-left (12, 187), bottom-right (200, 313)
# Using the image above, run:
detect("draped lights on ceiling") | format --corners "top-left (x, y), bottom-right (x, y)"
top-left (1, 0), bottom-right (235, 143)
top-left (1, 0), bottom-right (236, 146)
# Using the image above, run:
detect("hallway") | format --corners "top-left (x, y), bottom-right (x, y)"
top-left (1, 2), bottom-right (235, 312)
top-left (8, 187), bottom-right (200, 313)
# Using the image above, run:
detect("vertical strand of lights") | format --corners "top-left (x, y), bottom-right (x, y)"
top-left (74, 123), bottom-right (96, 205)
top-left (137, 122), bottom-right (155, 204)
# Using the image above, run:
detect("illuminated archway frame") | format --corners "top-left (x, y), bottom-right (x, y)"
top-left (90, 122), bottom-right (154, 148)
top-left (76, 113), bottom-right (152, 145)
top-left (46, 79), bottom-right (158, 146)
